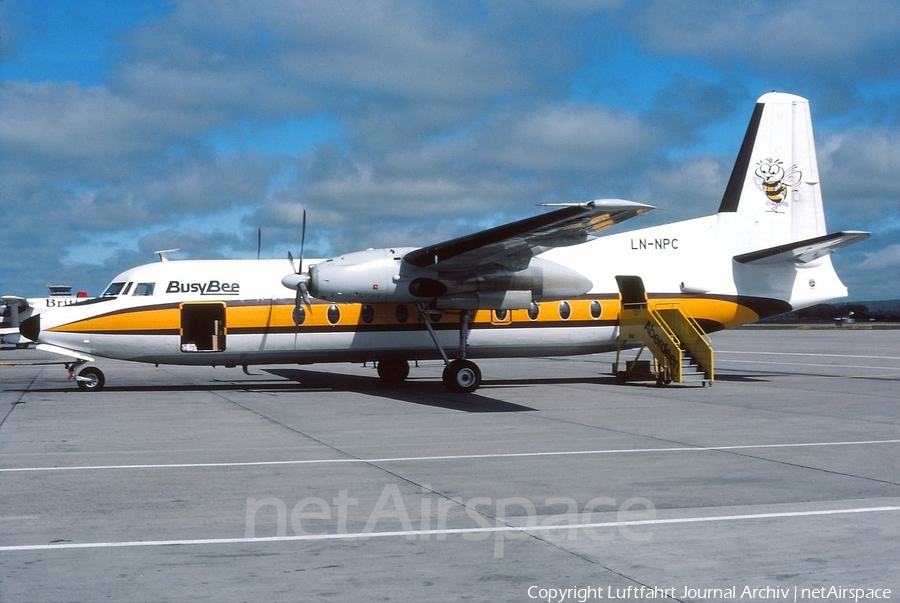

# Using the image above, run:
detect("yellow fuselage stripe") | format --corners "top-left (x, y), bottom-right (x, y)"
top-left (47, 297), bottom-right (761, 335)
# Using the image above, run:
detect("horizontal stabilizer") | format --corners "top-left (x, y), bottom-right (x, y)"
top-left (733, 231), bottom-right (870, 265)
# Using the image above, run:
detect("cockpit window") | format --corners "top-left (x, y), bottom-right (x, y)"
top-left (121, 282), bottom-right (133, 296)
top-left (102, 282), bottom-right (127, 297)
top-left (134, 283), bottom-right (155, 296)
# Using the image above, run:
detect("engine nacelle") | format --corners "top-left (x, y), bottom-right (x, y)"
top-left (436, 290), bottom-right (534, 310)
top-left (307, 249), bottom-right (593, 306)
top-left (309, 247), bottom-right (417, 302)
top-left (468, 258), bottom-right (593, 301)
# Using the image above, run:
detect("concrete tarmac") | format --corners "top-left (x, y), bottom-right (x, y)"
top-left (1, 329), bottom-right (899, 602)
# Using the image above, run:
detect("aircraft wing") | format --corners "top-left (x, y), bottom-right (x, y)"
top-left (403, 199), bottom-right (653, 272)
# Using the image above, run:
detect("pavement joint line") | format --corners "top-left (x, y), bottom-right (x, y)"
top-left (2, 506), bottom-right (899, 553)
top-left (3, 439), bottom-right (899, 473)
top-left (717, 359), bottom-right (900, 370)
top-left (716, 349), bottom-right (900, 361)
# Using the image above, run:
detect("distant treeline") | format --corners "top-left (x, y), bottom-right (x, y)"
top-left (762, 301), bottom-right (900, 323)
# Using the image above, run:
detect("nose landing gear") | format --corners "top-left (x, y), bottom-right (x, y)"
top-left (68, 362), bottom-right (106, 392)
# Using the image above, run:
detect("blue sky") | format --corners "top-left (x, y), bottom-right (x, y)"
top-left (1, 0), bottom-right (899, 301)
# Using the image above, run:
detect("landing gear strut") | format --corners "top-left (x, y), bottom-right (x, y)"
top-left (416, 305), bottom-right (483, 393)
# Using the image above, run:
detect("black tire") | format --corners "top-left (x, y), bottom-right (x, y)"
top-left (376, 358), bottom-right (410, 384)
top-left (442, 359), bottom-right (482, 393)
top-left (76, 366), bottom-right (105, 392)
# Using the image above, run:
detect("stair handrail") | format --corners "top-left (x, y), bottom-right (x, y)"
top-left (633, 307), bottom-right (682, 382)
top-left (653, 303), bottom-right (714, 381)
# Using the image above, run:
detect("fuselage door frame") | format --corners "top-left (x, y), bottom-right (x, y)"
top-left (179, 302), bottom-right (226, 352)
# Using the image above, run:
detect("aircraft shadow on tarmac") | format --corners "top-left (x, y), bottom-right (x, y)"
top-left (711, 373), bottom-right (774, 382)
top-left (12, 368), bottom-right (536, 413)
top-left (263, 368), bottom-right (536, 413)
top-left (13, 366), bottom-right (773, 409)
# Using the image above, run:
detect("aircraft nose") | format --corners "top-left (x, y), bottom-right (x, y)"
top-left (20, 314), bottom-right (40, 342)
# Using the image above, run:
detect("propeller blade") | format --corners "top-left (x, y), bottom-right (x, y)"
top-left (299, 282), bottom-right (311, 307)
top-left (300, 209), bottom-right (307, 268)
top-left (283, 210), bottom-right (312, 310)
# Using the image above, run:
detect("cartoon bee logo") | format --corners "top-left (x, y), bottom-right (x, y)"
top-left (754, 158), bottom-right (801, 212)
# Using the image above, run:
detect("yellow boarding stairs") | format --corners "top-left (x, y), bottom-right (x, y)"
top-left (613, 276), bottom-right (714, 387)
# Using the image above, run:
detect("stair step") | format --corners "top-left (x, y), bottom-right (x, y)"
top-left (681, 372), bottom-right (707, 382)
top-left (616, 305), bottom-right (713, 386)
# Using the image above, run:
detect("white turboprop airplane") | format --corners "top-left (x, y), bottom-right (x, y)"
top-left (19, 92), bottom-right (869, 392)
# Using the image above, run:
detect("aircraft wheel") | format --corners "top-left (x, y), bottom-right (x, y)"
top-left (377, 358), bottom-right (410, 384)
top-left (76, 367), bottom-right (105, 392)
top-left (442, 359), bottom-right (481, 393)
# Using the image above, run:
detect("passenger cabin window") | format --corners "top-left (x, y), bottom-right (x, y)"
top-left (361, 304), bottom-right (375, 324)
top-left (102, 282), bottom-right (127, 297)
top-left (327, 304), bottom-right (341, 325)
top-left (395, 305), bottom-right (409, 323)
top-left (292, 306), bottom-right (306, 326)
top-left (134, 283), bottom-right (156, 296)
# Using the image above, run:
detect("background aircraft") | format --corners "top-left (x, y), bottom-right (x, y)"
top-left (1, 285), bottom-right (90, 348)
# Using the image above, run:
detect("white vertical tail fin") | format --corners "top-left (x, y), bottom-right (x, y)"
top-left (718, 92), bottom-right (828, 248)
top-left (716, 92), bottom-right (869, 311)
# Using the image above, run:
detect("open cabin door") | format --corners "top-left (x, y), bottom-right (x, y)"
top-left (180, 303), bottom-right (226, 352)
top-left (615, 275), bottom-right (648, 309)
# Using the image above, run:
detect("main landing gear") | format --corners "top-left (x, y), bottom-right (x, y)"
top-left (441, 359), bottom-right (482, 393)
top-left (375, 307), bottom-right (483, 393)
top-left (375, 356), bottom-right (481, 393)
top-left (419, 305), bottom-right (483, 393)
top-left (376, 357), bottom-right (410, 383)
